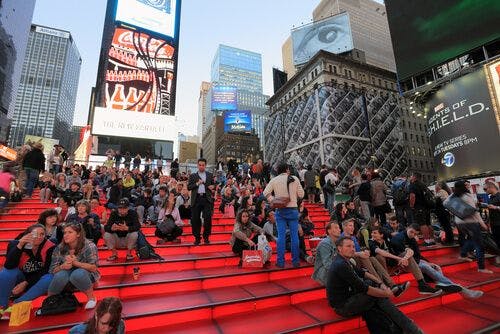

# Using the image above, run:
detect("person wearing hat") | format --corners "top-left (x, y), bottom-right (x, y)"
top-left (103, 198), bottom-right (140, 261)
top-left (22, 142), bottom-right (45, 198)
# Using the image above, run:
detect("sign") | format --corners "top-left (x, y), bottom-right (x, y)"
top-left (24, 135), bottom-right (59, 156)
top-left (35, 26), bottom-right (70, 39)
top-left (211, 86), bottom-right (237, 111)
top-left (425, 67), bottom-right (500, 180)
top-left (292, 12), bottom-right (353, 65)
top-left (224, 110), bottom-right (252, 133)
top-left (115, 0), bottom-right (178, 38)
top-left (0, 144), bottom-right (17, 161)
top-left (486, 59), bottom-right (500, 132)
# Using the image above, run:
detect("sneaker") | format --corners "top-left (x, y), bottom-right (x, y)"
top-left (171, 238), bottom-right (181, 244)
top-left (418, 284), bottom-right (442, 295)
top-left (194, 239), bottom-right (201, 246)
top-left (126, 254), bottom-right (134, 261)
top-left (85, 299), bottom-right (97, 310)
top-left (458, 256), bottom-right (473, 262)
top-left (436, 284), bottom-right (462, 293)
top-left (478, 269), bottom-right (494, 274)
top-left (460, 288), bottom-right (484, 299)
top-left (0, 307), bottom-right (11, 320)
top-left (423, 241), bottom-right (436, 247)
top-left (204, 238), bottom-right (210, 244)
top-left (392, 281), bottom-right (410, 298)
top-left (156, 239), bottom-right (166, 245)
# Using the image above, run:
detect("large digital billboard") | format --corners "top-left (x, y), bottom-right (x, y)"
top-left (211, 86), bottom-right (237, 111)
top-left (291, 12), bottom-right (353, 65)
top-left (92, 27), bottom-right (177, 140)
top-left (224, 111), bottom-right (252, 133)
top-left (486, 59), bottom-right (500, 131)
top-left (115, 0), bottom-right (178, 38)
top-left (385, 0), bottom-right (500, 79)
top-left (425, 67), bottom-right (500, 180)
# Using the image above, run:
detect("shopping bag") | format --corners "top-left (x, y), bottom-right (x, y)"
top-left (223, 204), bottom-right (235, 218)
top-left (257, 234), bottom-right (272, 263)
top-left (242, 248), bottom-right (264, 268)
top-left (9, 301), bottom-right (31, 327)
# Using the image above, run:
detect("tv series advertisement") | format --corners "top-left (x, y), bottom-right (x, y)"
top-left (486, 59), bottom-right (500, 132)
top-left (224, 111), bottom-right (252, 133)
top-left (425, 68), bottom-right (500, 180)
top-left (211, 86), bottom-right (237, 111)
top-left (385, 0), bottom-right (500, 79)
top-left (115, 0), bottom-right (178, 39)
top-left (291, 12), bottom-right (354, 66)
top-left (92, 27), bottom-right (177, 141)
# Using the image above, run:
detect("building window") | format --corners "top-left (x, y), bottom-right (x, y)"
top-left (329, 65), bottom-right (333, 72)
top-left (333, 66), bottom-right (337, 74)
top-left (404, 133), bottom-right (407, 140)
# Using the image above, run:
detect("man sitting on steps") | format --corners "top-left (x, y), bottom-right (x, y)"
top-left (104, 198), bottom-right (140, 261)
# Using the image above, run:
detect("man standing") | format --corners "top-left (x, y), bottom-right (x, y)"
top-left (304, 165), bottom-right (317, 203)
top-left (22, 142), bottom-right (45, 198)
top-left (324, 168), bottom-right (339, 214)
top-left (409, 172), bottom-right (434, 246)
top-left (319, 165), bottom-right (329, 209)
top-left (327, 237), bottom-right (423, 334)
top-left (392, 175), bottom-right (412, 226)
top-left (188, 159), bottom-right (215, 245)
top-left (312, 220), bottom-right (341, 286)
top-left (485, 181), bottom-right (500, 266)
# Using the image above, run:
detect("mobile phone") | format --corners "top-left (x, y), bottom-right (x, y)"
top-left (478, 202), bottom-right (489, 208)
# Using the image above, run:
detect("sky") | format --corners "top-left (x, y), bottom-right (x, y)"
top-left (32, 0), bottom-right (319, 135)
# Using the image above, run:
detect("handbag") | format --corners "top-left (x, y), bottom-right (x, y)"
top-left (257, 234), bottom-right (272, 263)
top-left (9, 301), bottom-right (31, 326)
top-left (223, 204), bottom-right (235, 218)
top-left (36, 292), bottom-right (79, 316)
top-left (443, 195), bottom-right (477, 219)
top-left (242, 247), bottom-right (264, 268)
top-left (271, 177), bottom-right (292, 209)
top-left (157, 214), bottom-right (177, 234)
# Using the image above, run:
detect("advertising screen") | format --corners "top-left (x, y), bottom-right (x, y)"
top-left (385, 0), bottom-right (500, 79)
top-left (486, 59), bottom-right (500, 130)
top-left (224, 111), bottom-right (252, 133)
top-left (425, 67), bottom-right (500, 180)
top-left (92, 27), bottom-right (177, 140)
top-left (291, 12), bottom-right (353, 65)
top-left (115, 0), bottom-right (178, 38)
top-left (211, 86), bottom-right (237, 111)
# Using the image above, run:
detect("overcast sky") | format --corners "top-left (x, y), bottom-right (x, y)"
top-left (32, 0), bottom-right (319, 135)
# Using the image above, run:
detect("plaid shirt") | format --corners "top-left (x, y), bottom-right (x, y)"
top-left (49, 239), bottom-right (100, 282)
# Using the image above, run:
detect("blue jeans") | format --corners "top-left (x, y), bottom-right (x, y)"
top-left (326, 192), bottom-right (336, 214)
top-left (0, 189), bottom-right (8, 209)
top-left (24, 167), bottom-right (40, 197)
top-left (48, 268), bottom-right (93, 294)
top-left (275, 207), bottom-right (299, 266)
top-left (0, 268), bottom-right (53, 308)
top-left (418, 260), bottom-right (453, 286)
top-left (458, 223), bottom-right (485, 269)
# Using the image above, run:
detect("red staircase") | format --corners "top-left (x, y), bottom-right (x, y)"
top-left (0, 190), bottom-right (498, 333)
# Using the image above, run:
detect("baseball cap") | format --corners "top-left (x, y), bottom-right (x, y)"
top-left (117, 198), bottom-right (129, 208)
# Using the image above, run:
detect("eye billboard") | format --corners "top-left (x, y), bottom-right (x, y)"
top-left (92, 27), bottom-right (177, 140)
top-left (291, 12), bottom-right (353, 66)
top-left (211, 86), bottom-right (237, 111)
top-left (224, 110), bottom-right (252, 133)
top-left (115, 0), bottom-right (178, 39)
top-left (425, 64), bottom-right (500, 180)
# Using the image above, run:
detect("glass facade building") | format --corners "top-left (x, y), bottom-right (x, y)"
top-left (8, 24), bottom-right (82, 148)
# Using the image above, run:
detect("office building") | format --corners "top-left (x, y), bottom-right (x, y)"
top-left (266, 50), bottom-right (436, 185)
top-left (0, 0), bottom-right (36, 143)
top-left (282, 0), bottom-right (396, 77)
top-left (204, 44), bottom-right (269, 155)
top-left (198, 81), bottom-right (211, 140)
top-left (8, 24), bottom-right (81, 149)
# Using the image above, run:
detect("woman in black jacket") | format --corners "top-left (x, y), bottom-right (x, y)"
top-left (0, 224), bottom-right (56, 315)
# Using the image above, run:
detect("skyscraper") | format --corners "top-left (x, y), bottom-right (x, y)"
top-left (8, 24), bottom-right (82, 149)
top-left (0, 0), bottom-right (35, 143)
top-left (198, 81), bottom-right (211, 140)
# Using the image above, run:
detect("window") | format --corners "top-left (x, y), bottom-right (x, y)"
top-left (404, 133), bottom-right (407, 140)
top-left (419, 124), bottom-right (422, 131)
top-left (329, 65), bottom-right (333, 72)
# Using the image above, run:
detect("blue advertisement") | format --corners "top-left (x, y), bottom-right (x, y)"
top-left (115, 0), bottom-right (178, 38)
top-left (211, 86), bottom-right (237, 110)
top-left (224, 111), bottom-right (252, 133)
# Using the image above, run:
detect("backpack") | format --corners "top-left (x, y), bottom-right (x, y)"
top-left (423, 187), bottom-right (436, 209)
top-left (157, 214), bottom-right (176, 235)
top-left (392, 181), bottom-right (409, 206)
top-left (136, 230), bottom-right (163, 260)
top-left (36, 292), bottom-right (79, 316)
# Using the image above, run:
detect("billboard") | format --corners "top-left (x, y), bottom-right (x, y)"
top-left (291, 12), bottom-right (353, 65)
top-left (24, 135), bottom-right (59, 155)
top-left (425, 67), bottom-right (500, 180)
top-left (486, 59), bottom-right (500, 131)
top-left (115, 0), bottom-right (178, 38)
top-left (224, 111), bottom-right (252, 133)
top-left (211, 86), bottom-right (237, 111)
top-left (385, 0), bottom-right (500, 79)
top-left (92, 27), bottom-right (177, 140)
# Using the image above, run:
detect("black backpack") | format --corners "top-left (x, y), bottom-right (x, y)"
top-left (392, 182), bottom-right (409, 206)
top-left (136, 230), bottom-right (163, 260)
top-left (157, 214), bottom-right (176, 235)
top-left (36, 292), bottom-right (79, 316)
top-left (423, 187), bottom-right (436, 209)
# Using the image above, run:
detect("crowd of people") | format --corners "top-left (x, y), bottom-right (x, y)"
top-left (0, 143), bottom-right (499, 333)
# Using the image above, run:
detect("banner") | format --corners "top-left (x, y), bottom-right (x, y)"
top-left (24, 135), bottom-right (59, 156)
top-left (0, 144), bottom-right (17, 161)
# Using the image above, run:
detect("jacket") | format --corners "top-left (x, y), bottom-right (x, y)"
top-left (187, 171), bottom-right (215, 206)
top-left (229, 222), bottom-right (263, 246)
top-left (370, 178), bottom-right (388, 207)
top-left (312, 237), bottom-right (337, 286)
top-left (263, 174), bottom-right (304, 208)
top-left (105, 209), bottom-right (141, 238)
top-left (22, 148), bottom-right (45, 171)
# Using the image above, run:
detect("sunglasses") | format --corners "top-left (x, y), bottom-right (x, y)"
top-left (62, 222), bottom-right (83, 231)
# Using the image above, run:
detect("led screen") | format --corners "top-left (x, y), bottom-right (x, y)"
top-left (115, 0), bottom-right (178, 38)
top-left (291, 12), bottom-right (353, 65)
top-left (425, 67), bottom-right (500, 180)
top-left (224, 110), bottom-right (252, 133)
top-left (211, 86), bottom-right (237, 111)
top-left (385, 0), bottom-right (500, 79)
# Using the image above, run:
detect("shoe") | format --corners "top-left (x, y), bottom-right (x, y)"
top-left (423, 241), bottom-right (436, 247)
top-left (156, 239), bottom-right (166, 245)
top-left (458, 256), bottom-right (473, 262)
top-left (292, 262), bottom-right (300, 268)
top-left (0, 307), bottom-right (11, 320)
top-left (126, 254), bottom-right (134, 261)
top-left (478, 269), bottom-right (493, 274)
top-left (106, 254), bottom-right (118, 261)
top-left (276, 263), bottom-right (285, 268)
top-left (194, 239), bottom-right (201, 246)
top-left (204, 238), bottom-right (210, 244)
top-left (418, 284), bottom-right (442, 295)
top-left (436, 284), bottom-right (462, 293)
top-left (172, 238), bottom-right (181, 244)
top-left (238, 259), bottom-right (243, 268)
top-left (85, 299), bottom-right (97, 310)
top-left (392, 281), bottom-right (410, 298)
top-left (460, 288), bottom-right (484, 299)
